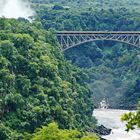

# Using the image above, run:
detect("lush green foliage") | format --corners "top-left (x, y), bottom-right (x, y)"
top-left (121, 102), bottom-right (140, 131)
top-left (30, 0), bottom-right (140, 10)
top-left (67, 43), bottom-right (140, 109)
top-left (1, 0), bottom-right (140, 139)
top-left (24, 122), bottom-right (99, 140)
top-left (30, 0), bottom-right (140, 109)
top-left (0, 18), bottom-right (95, 139)
top-left (30, 0), bottom-right (140, 133)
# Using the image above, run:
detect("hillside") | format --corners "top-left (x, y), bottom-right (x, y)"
top-left (1, 0), bottom-right (140, 139)
top-left (30, 0), bottom-right (140, 109)
top-left (0, 18), bottom-right (96, 139)
top-left (30, 0), bottom-right (140, 11)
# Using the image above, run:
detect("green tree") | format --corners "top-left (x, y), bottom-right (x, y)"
top-left (24, 122), bottom-right (99, 140)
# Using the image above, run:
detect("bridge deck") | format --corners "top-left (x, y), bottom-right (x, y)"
top-left (57, 31), bottom-right (140, 34)
top-left (56, 31), bottom-right (140, 51)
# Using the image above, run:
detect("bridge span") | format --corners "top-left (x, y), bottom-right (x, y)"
top-left (56, 31), bottom-right (140, 51)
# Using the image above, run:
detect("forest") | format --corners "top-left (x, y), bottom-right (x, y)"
top-left (0, 17), bottom-right (98, 139)
top-left (1, 0), bottom-right (140, 139)
top-left (32, 0), bottom-right (140, 109)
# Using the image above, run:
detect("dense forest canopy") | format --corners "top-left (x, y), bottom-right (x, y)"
top-left (0, 18), bottom-right (96, 139)
top-left (29, 0), bottom-right (140, 109)
top-left (30, 0), bottom-right (140, 8)
top-left (1, 0), bottom-right (140, 139)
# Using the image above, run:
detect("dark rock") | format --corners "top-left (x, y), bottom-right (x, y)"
top-left (95, 125), bottom-right (112, 136)
top-left (100, 137), bottom-right (106, 140)
top-left (88, 125), bottom-right (111, 139)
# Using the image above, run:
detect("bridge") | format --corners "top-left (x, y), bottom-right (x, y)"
top-left (56, 31), bottom-right (140, 51)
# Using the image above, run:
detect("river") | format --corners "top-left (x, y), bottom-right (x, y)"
top-left (93, 109), bottom-right (140, 140)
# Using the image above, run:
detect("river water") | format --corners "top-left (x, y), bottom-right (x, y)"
top-left (93, 109), bottom-right (140, 140)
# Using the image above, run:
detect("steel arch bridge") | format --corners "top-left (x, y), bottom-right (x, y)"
top-left (56, 31), bottom-right (140, 51)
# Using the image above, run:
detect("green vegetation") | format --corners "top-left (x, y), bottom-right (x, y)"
top-left (30, 0), bottom-right (140, 10)
top-left (1, 0), bottom-right (140, 139)
top-left (0, 18), bottom-right (96, 139)
top-left (24, 122), bottom-right (99, 140)
top-left (30, 0), bottom-right (140, 109)
top-left (121, 102), bottom-right (140, 131)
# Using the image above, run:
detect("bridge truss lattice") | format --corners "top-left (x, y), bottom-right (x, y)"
top-left (56, 31), bottom-right (140, 51)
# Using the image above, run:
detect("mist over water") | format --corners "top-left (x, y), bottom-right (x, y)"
top-left (0, 0), bottom-right (34, 19)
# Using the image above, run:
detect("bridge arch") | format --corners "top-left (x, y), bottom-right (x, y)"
top-left (63, 38), bottom-right (139, 52)
top-left (56, 31), bottom-right (140, 51)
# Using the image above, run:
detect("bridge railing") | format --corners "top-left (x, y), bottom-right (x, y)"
top-left (56, 31), bottom-right (140, 51)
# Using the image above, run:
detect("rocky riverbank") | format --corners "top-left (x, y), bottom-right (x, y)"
top-left (89, 125), bottom-right (112, 140)
top-left (95, 125), bottom-right (112, 136)
top-left (94, 109), bottom-right (140, 140)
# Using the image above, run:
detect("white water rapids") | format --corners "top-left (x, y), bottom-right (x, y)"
top-left (93, 109), bottom-right (140, 140)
